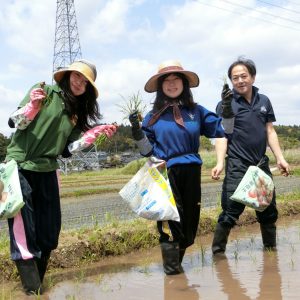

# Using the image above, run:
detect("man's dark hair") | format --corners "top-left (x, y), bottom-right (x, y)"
top-left (228, 56), bottom-right (256, 79)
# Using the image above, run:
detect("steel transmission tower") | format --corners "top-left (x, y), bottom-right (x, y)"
top-left (53, 0), bottom-right (82, 73)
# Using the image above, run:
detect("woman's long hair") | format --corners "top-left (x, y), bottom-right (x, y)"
top-left (152, 72), bottom-right (196, 113)
top-left (59, 73), bottom-right (100, 131)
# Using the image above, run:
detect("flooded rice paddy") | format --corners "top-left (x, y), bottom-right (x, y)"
top-left (5, 215), bottom-right (300, 299)
top-left (44, 216), bottom-right (300, 300)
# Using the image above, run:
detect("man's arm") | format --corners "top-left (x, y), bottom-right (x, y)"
top-left (266, 122), bottom-right (290, 176)
top-left (211, 137), bottom-right (228, 180)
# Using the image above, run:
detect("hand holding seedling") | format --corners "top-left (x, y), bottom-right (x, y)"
top-left (221, 83), bottom-right (234, 119)
top-left (83, 124), bottom-right (117, 144)
top-left (29, 88), bottom-right (47, 108)
top-left (277, 160), bottom-right (291, 177)
top-left (129, 111), bottom-right (141, 129)
top-left (129, 111), bottom-right (144, 141)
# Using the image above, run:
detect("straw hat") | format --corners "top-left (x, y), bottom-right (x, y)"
top-left (144, 60), bottom-right (200, 93)
top-left (53, 59), bottom-right (99, 97)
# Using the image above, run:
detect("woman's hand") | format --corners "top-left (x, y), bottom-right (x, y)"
top-left (82, 124), bottom-right (117, 144)
top-left (29, 88), bottom-right (47, 108)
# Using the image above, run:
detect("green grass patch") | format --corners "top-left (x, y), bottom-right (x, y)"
top-left (61, 187), bottom-right (121, 198)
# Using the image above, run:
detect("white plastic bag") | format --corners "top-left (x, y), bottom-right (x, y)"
top-left (119, 158), bottom-right (180, 221)
top-left (0, 159), bottom-right (25, 219)
top-left (230, 166), bottom-right (274, 212)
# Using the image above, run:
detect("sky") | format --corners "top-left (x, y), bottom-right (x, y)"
top-left (0, 0), bottom-right (299, 137)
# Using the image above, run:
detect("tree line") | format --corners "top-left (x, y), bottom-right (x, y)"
top-left (0, 124), bottom-right (299, 161)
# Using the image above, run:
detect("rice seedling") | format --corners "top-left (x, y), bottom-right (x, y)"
top-left (233, 250), bottom-right (239, 261)
top-left (249, 252), bottom-right (257, 264)
top-left (250, 236), bottom-right (255, 246)
top-left (39, 81), bottom-right (52, 107)
top-left (116, 92), bottom-right (147, 122)
top-left (94, 274), bottom-right (105, 285)
top-left (74, 269), bottom-right (86, 283)
top-left (137, 265), bottom-right (152, 275)
top-left (200, 244), bottom-right (207, 265)
top-left (289, 243), bottom-right (296, 254)
top-left (289, 258), bottom-right (295, 270)
top-left (94, 134), bottom-right (108, 150)
top-left (45, 274), bottom-right (55, 289)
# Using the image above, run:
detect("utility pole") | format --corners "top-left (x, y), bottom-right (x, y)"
top-left (53, 0), bottom-right (82, 73)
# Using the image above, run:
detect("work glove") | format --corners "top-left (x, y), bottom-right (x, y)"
top-left (221, 84), bottom-right (234, 119)
top-left (82, 124), bottom-right (117, 145)
top-left (23, 88), bottom-right (46, 120)
top-left (68, 124), bottom-right (117, 154)
top-left (129, 111), bottom-right (144, 141)
top-left (30, 88), bottom-right (46, 107)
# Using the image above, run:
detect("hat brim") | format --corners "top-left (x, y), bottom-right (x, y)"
top-left (144, 70), bottom-right (200, 93)
top-left (53, 66), bottom-right (99, 98)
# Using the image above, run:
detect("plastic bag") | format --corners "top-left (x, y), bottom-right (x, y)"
top-left (0, 159), bottom-right (25, 219)
top-left (119, 158), bottom-right (180, 221)
top-left (230, 166), bottom-right (274, 212)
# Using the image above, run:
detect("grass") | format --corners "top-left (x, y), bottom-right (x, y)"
top-left (58, 148), bottom-right (300, 199)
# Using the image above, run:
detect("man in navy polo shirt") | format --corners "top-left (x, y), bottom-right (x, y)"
top-left (211, 57), bottom-right (290, 255)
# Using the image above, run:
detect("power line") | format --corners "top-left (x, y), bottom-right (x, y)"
top-left (194, 0), bottom-right (300, 32)
top-left (219, 0), bottom-right (300, 25)
top-left (257, 0), bottom-right (300, 14)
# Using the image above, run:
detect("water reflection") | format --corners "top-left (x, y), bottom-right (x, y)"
top-left (214, 255), bottom-right (250, 299)
top-left (5, 216), bottom-right (300, 299)
top-left (258, 252), bottom-right (281, 300)
top-left (214, 251), bottom-right (282, 300)
top-left (164, 273), bottom-right (199, 300)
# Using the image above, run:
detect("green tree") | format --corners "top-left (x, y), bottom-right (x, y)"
top-left (277, 136), bottom-right (300, 150)
top-left (0, 133), bottom-right (10, 161)
top-left (200, 136), bottom-right (214, 151)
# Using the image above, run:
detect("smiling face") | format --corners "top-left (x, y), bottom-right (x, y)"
top-left (230, 64), bottom-right (255, 101)
top-left (69, 71), bottom-right (88, 96)
top-left (162, 73), bottom-right (184, 99)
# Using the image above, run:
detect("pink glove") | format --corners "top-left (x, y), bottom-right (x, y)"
top-left (82, 124), bottom-right (117, 144)
top-left (23, 88), bottom-right (47, 120)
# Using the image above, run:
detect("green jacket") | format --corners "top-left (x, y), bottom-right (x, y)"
top-left (6, 84), bottom-right (81, 172)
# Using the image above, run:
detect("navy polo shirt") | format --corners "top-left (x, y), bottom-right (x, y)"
top-left (216, 86), bottom-right (276, 164)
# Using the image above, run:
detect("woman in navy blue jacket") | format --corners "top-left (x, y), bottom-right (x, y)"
top-left (129, 60), bottom-right (234, 275)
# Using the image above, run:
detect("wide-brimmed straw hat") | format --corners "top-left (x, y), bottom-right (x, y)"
top-left (53, 59), bottom-right (99, 97)
top-left (144, 60), bottom-right (200, 93)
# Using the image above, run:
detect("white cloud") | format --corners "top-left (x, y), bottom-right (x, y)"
top-left (0, 0), bottom-right (55, 58)
top-left (97, 58), bottom-right (154, 124)
top-left (0, 0), bottom-right (299, 138)
top-left (0, 85), bottom-right (23, 135)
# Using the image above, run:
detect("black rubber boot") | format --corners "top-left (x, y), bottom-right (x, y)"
top-left (260, 223), bottom-right (276, 250)
top-left (36, 252), bottom-right (51, 282)
top-left (179, 248), bottom-right (186, 263)
top-left (15, 259), bottom-right (42, 295)
top-left (212, 223), bottom-right (231, 255)
top-left (160, 242), bottom-right (184, 275)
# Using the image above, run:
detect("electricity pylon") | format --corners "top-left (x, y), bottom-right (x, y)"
top-left (53, 0), bottom-right (82, 73)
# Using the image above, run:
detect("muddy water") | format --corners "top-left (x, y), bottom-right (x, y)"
top-left (41, 216), bottom-right (300, 300)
